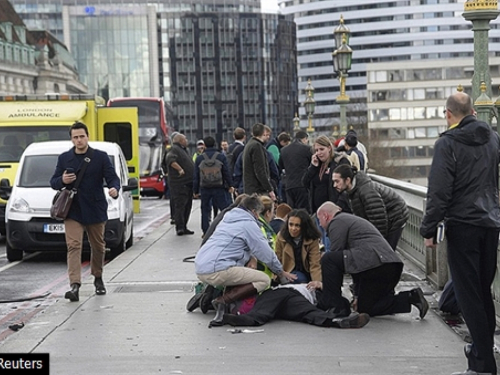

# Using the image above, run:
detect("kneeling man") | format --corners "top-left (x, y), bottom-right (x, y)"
top-left (315, 202), bottom-right (428, 319)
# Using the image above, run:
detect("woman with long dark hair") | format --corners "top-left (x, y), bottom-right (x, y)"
top-left (276, 209), bottom-right (322, 283)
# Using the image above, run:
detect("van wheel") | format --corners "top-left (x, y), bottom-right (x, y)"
top-left (6, 243), bottom-right (23, 262)
top-left (126, 224), bottom-right (133, 249)
top-left (109, 232), bottom-right (126, 259)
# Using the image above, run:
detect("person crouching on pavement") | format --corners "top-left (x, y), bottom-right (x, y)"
top-left (275, 209), bottom-right (322, 284)
top-left (194, 195), bottom-right (295, 327)
top-left (314, 202), bottom-right (429, 319)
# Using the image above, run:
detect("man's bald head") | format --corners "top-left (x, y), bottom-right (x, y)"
top-left (173, 133), bottom-right (187, 146)
top-left (446, 92), bottom-right (474, 118)
top-left (317, 202), bottom-right (342, 230)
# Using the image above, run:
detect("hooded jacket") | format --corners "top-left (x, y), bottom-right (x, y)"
top-left (347, 172), bottom-right (409, 237)
top-left (420, 115), bottom-right (500, 238)
top-left (195, 207), bottom-right (284, 275)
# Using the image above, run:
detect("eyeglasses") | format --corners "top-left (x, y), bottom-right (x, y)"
top-left (443, 108), bottom-right (452, 115)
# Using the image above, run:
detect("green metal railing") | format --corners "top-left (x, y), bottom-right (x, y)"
top-left (370, 174), bottom-right (449, 289)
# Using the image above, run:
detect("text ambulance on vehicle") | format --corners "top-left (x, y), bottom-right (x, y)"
top-left (0, 94), bottom-right (140, 237)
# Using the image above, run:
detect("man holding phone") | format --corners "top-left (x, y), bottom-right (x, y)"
top-left (50, 121), bottom-right (120, 302)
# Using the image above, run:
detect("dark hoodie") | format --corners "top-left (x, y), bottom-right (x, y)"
top-left (420, 115), bottom-right (500, 239)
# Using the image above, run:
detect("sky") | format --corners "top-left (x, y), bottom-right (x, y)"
top-left (261, 0), bottom-right (279, 12)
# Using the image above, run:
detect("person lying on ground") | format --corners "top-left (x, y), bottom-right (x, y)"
top-left (220, 283), bottom-right (370, 329)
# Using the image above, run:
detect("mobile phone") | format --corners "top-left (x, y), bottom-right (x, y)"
top-left (433, 222), bottom-right (445, 244)
top-left (66, 168), bottom-right (74, 174)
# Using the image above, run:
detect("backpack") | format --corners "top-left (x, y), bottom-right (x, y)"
top-left (199, 152), bottom-right (224, 188)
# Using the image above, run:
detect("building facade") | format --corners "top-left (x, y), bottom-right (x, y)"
top-left (0, 1), bottom-right (85, 95)
top-left (278, 0), bottom-right (500, 139)
top-left (367, 57), bottom-right (500, 186)
top-left (11, 0), bottom-right (297, 144)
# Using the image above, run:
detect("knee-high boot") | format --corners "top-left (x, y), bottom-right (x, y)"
top-left (209, 283), bottom-right (257, 327)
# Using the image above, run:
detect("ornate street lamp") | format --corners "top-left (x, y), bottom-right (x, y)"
top-left (293, 113), bottom-right (300, 133)
top-left (332, 15), bottom-right (353, 136)
top-left (463, 0), bottom-right (499, 125)
top-left (304, 79), bottom-right (316, 134)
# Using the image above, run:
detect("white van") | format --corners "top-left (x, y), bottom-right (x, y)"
top-left (1, 141), bottom-right (138, 262)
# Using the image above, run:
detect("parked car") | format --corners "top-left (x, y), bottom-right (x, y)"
top-left (0, 141), bottom-right (138, 262)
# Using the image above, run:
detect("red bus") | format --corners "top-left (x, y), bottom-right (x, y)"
top-left (107, 97), bottom-right (171, 197)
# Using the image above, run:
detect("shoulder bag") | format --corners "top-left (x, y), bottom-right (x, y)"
top-left (50, 150), bottom-right (93, 220)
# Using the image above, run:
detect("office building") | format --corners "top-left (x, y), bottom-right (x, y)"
top-left (11, 0), bottom-right (297, 143)
top-left (278, 0), bottom-right (500, 137)
top-left (367, 57), bottom-right (500, 186)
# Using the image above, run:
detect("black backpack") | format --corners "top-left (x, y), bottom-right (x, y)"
top-left (199, 152), bottom-right (224, 188)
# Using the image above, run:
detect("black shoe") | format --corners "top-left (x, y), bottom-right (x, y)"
top-left (410, 287), bottom-right (429, 319)
top-left (184, 229), bottom-right (195, 235)
top-left (64, 283), bottom-right (80, 302)
top-left (209, 298), bottom-right (227, 328)
top-left (94, 277), bottom-right (106, 295)
top-left (200, 285), bottom-right (215, 314)
top-left (170, 219), bottom-right (175, 225)
top-left (186, 292), bottom-right (202, 312)
top-left (176, 229), bottom-right (184, 236)
top-left (331, 312), bottom-right (370, 328)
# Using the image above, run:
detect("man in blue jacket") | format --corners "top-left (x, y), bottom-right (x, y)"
top-left (50, 122), bottom-right (120, 302)
top-left (193, 136), bottom-right (234, 236)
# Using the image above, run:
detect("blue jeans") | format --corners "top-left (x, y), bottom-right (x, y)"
top-left (315, 215), bottom-right (330, 251)
top-left (201, 187), bottom-right (230, 234)
top-left (291, 270), bottom-right (310, 284)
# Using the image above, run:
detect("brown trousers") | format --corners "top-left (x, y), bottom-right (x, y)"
top-left (64, 219), bottom-right (106, 285)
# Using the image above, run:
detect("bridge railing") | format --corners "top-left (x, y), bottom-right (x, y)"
top-left (370, 174), bottom-right (449, 289)
top-left (372, 174), bottom-right (500, 316)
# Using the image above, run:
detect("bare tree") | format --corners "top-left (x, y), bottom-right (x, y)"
top-left (367, 129), bottom-right (402, 179)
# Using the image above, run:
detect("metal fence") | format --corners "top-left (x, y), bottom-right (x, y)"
top-left (372, 174), bottom-right (500, 316)
top-left (370, 174), bottom-right (450, 289)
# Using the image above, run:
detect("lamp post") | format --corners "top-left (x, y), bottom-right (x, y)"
top-left (332, 15), bottom-right (353, 136)
top-left (304, 79), bottom-right (316, 135)
top-left (293, 113), bottom-right (300, 134)
top-left (463, 0), bottom-right (499, 125)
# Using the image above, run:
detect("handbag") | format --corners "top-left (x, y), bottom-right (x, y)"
top-left (50, 150), bottom-right (93, 220)
top-left (50, 188), bottom-right (75, 220)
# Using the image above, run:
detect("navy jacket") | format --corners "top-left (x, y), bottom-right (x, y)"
top-left (193, 147), bottom-right (233, 194)
top-left (50, 146), bottom-right (120, 225)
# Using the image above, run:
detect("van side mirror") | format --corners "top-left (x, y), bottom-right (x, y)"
top-left (122, 177), bottom-right (138, 192)
top-left (0, 178), bottom-right (12, 200)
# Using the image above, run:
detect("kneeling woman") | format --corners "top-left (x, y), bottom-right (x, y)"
top-left (195, 195), bottom-right (294, 326)
top-left (276, 209), bottom-right (322, 283)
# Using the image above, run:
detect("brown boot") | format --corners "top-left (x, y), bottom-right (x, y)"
top-left (209, 283), bottom-right (257, 327)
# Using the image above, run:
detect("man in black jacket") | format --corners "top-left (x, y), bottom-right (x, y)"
top-left (333, 165), bottom-right (408, 250)
top-left (279, 131), bottom-right (311, 211)
top-left (165, 133), bottom-right (195, 236)
top-left (421, 92), bottom-right (500, 375)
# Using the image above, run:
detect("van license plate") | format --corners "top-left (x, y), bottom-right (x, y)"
top-left (44, 224), bottom-right (65, 233)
